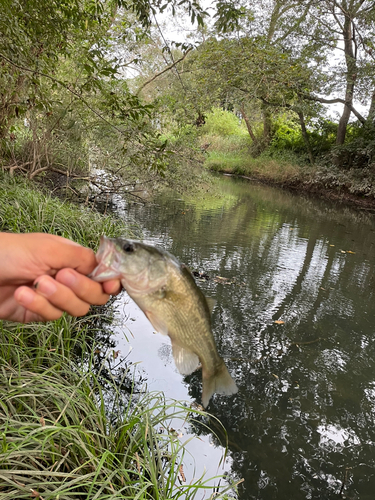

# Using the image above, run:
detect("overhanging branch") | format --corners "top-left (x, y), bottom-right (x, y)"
top-left (233, 82), bottom-right (366, 125)
top-left (301, 93), bottom-right (366, 123)
top-left (0, 52), bottom-right (127, 135)
top-left (136, 48), bottom-right (193, 95)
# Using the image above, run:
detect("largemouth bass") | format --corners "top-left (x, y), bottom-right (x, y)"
top-left (90, 236), bottom-right (238, 407)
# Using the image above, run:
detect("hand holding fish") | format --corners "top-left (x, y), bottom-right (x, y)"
top-left (0, 232), bottom-right (121, 323)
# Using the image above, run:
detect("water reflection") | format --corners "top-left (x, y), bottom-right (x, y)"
top-left (112, 176), bottom-right (375, 499)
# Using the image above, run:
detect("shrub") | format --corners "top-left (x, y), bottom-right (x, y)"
top-left (201, 108), bottom-right (246, 137)
top-left (270, 115), bottom-right (305, 152)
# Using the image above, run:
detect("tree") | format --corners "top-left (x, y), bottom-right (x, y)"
top-left (185, 24), bottom-right (320, 158)
top-left (0, 0), bottom-right (210, 183)
top-left (180, 0), bottom-right (375, 156)
top-left (302, 0), bottom-right (375, 144)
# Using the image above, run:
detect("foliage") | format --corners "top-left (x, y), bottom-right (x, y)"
top-left (0, 0), bottom-right (231, 190)
top-left (306, 163), bottom-right (375, 199)
top-left (201, 108), bottom-right (247, 137)
top-left (330, 136), bottom-right (375, 170)
top-left (269, 115), bottom-right (336, 157)
top-left (307, 119), bottom-right (338, 155)
top-left (2, 0), bottom-right (375, 197)
top-left (156, 125), bottom-right (215, 192)
top-left (269, 114), bottom-right (304, 151)
top-left (145, 0), bottom-right (375, 171)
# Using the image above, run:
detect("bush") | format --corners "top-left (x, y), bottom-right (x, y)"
top-left (308, 119), bottom-right (338, 155)
top-left (270, 115), bottom-right (304, 151)
top-left (201, 108), bottom-right (247, 137)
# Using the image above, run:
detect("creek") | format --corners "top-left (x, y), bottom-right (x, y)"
top-left (107, 174), bottom-right (375, 499)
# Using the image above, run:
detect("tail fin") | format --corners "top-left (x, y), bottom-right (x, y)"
top-left (202, 361), bottom-right (238, 408)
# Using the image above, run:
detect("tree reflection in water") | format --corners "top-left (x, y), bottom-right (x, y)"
top-left (120, 176), bottom-right (375, 500)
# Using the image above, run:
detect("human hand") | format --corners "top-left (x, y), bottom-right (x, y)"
top-left (0, 232), bottom-right (122, 323)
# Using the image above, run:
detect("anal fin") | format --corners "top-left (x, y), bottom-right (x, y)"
top-left (172, 343), bottom-right (200, 375)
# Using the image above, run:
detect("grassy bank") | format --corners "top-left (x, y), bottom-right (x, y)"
top-left (199, 109), bottom-right (375, 209)
top-left (0, 173), bottom-right (235, 499)
top-left (205, 148), bottom-right (302, 185)
top-left (206, 149), bottom-right (375, 208)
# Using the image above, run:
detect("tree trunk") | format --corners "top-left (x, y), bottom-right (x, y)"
top-left (297, 110), bottom-right (314, 165)
top-left (366, 89), bottom-right (375, 127)
top-left (336, 12), bottom-right (357, 145)
top-left (262, 105), bottom-right (272, 146)
top-left (240, 104), bottom-right (257, 143)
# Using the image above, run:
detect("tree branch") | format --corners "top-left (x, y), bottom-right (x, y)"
top-left (231, 79), bottom-right (366, 125)
top-left (136, 48), bottom-right (193, 95)
top-left (0, 52), bottom-right (126, 136)
top-left (302, 93), bottom-right (366, 123)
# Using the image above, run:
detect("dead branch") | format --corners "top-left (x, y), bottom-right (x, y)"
top-left (29, 166), bottom-right (50, 179)
top-left (3, 161), bottom-right (32, 170)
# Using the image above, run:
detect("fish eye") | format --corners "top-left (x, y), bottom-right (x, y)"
top-left (123, 242), bottom-right (135, 253)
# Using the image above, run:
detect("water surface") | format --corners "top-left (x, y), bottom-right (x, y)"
top-left (110, 175), bottom-right (375, 499)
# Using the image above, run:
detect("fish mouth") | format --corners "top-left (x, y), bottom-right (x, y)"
top-left (89, 236), bottom-right (122, 282)
top-left (90, 236), bottom-right (168, 293)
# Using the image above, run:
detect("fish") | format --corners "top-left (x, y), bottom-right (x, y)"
top-left (90, 236), bottom-right (238, 407)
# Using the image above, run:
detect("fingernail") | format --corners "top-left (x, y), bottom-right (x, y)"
top-left (17, 287), bottom-right (35, 306)
top-left (34, 277), bottom-right (57, 297)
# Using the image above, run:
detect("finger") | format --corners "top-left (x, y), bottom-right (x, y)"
top-left (4, 233), bottom-right (98, 279)
top-left (102, 279), bottom-right (122, 296)
top-left (14, 286), bottom-right (64, 322)
top-left (40, 235), bottom-right (98, 275)
top-left (54, 268), bottom-right (111, 306)
top-left (33, 275), bottom-right (91, 316)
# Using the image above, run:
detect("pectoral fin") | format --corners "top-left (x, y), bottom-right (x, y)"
top-left (172, 343), bottom-right (200, 375)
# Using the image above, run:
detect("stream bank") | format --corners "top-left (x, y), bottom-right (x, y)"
top-left (206, 157), bottom-right (375, 210)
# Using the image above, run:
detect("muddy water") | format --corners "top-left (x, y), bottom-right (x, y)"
top-left (109, 175), bottom-right (375, 499)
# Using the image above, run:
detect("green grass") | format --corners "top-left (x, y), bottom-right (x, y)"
top-left (0, 171), bottom-right (141, 246)
top-left (0, 316), bottom-right (235, 499)
top-left (0, 172), bottom-right (238, 499)
top-left (205, 150), bottom-right (302, 184)
top-left (200, 130), bottom-right (303, 185)
top-left (200, 127), bottom-right (375, 204)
